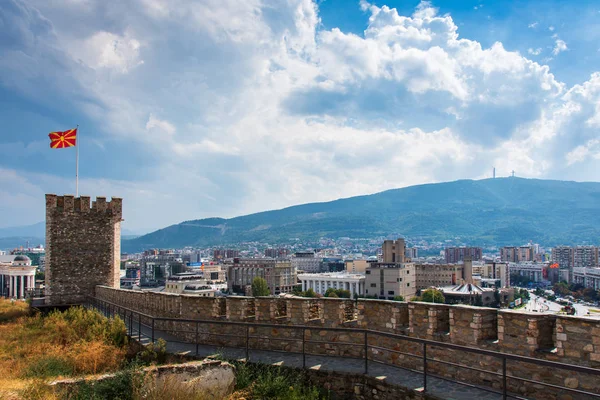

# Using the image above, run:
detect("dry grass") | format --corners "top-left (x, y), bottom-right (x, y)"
top-left (0, 299), bottom-right (128, 399)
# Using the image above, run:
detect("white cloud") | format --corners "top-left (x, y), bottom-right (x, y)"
top-left (553, 39), bottom-right (568, 55)
top-left (549, 25), bottom-right (555, 31)
top-left (528, 22), bottom-right (538, 28)
top-left (73, 31), bottom-right (144, 73)
top-left (2, 0), bottom-right (600, 231)
top-left (528, 48), bottom-right (542, 55)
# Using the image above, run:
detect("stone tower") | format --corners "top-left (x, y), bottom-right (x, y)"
top-left (45, 194), bottom-right (122, 305)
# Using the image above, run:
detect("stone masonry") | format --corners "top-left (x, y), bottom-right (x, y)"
top-left (45, 194), bottom-right (122, 305)
top-left (95, 286), bottom-right (600, 399)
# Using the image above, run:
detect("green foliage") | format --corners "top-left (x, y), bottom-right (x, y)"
top-left (68, 364), bottom-right (143, 400)
top-left (233, 362), bottom-right (328, 400)
top-left (35, 271), bottom-right (45, 281)
top-left (123, 178), bottom-right (600, 252)
top-left (514, 288), bottom-right (531, 303)
top-left (392, 295), bottom-right (405, 302)
top-left (24, 356), bottom-right (74, 378)
top-left (252, 277), bottom-right (270, 297)
top-left (554, 281), bottom-right (570, 296)
top-left (137, 338), bottom-right (168, 365)
top-left (324, 288), bottom-right (351, 298)
top-left (300, 288), bottom-right (317, 298)
top-left (40, 306), bottom-right (128, 347)
top-left (419, 289), bottom-right (445, 303)
top-left (534, 287), bottom-right (545, 297)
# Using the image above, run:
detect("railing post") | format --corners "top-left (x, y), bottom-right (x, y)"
top-left (503, 357), bottom-right (507, 400)
top-left (138, 313), bottom-right (141, 342)
top-left (364, 330), bottom-right (368, 374)
top-left (246, 324), bottom-right (250, 361)
top-left (423, 343), bottom-right (427, 392)
top-left (302, 327), bottom-right (306, 369)
top-left (195, 321), bottom-right (199, 356)
top-left (151, 318), bottom-right (155, 344)
top-left (129, 312), bottom-right (133, 337)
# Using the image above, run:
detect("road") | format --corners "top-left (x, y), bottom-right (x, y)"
top-left (525, 293), bottom-right (600, 318)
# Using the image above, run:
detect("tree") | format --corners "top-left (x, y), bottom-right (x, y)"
top-left (251, 277), bottom-right (270, 297)
top-left (534, 287), bottom-right (545, 297)
top-left (324, 288), bottom-right (337, 297)
top-left (303, 288), bottom-right (317, 298)
top-left (392, 295), bottom-right (405, 302)
top-left (420, 289), bottom-right (445, 303)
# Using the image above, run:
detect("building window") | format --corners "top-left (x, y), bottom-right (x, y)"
top-left (366, 289), bottom-right (369, 294)
top-left (366, 270), bottom-right (371, 274)
top-left (407, 270), bottom-right (410, 274)
top-left (397, 278), bottom-right (402, 282)
top-left (388, 291), bottom-right (394, 295)
top-left (407, 283), bottom-right (410, 287)
top-left (370, 283), bottom-right (376, 287)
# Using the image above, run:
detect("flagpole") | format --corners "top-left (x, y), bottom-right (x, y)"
top-left (76, 124), bottom-right (79, 197)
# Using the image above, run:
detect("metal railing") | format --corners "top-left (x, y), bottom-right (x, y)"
top-left (86, 297), bottom-right (600, 400)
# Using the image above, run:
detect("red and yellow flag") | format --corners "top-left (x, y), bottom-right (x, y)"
top-left (49, 128), bottom-right (77, 149)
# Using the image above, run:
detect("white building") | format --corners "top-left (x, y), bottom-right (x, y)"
top-left (298, 272), bottom-right (365, 297)
top-left (509, 262), bottom-right (547, 283)
top-left (0, 255), bottom-right (37, 299)
top-left (573, 267), bottom-right (600, 290)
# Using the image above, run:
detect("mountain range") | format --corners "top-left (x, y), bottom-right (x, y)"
top-left (121, 178), bottom-right (600, 252)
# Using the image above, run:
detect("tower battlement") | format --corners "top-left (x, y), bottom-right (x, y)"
top-left (45, 194), bottom-right (122, 217)
top-left (45, 194), bottom-right (122, 305)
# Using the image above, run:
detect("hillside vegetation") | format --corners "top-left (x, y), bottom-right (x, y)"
top-left (0, 300), bottom-right (128, 399)
top-left (123, 178), bottom-right (600, 251)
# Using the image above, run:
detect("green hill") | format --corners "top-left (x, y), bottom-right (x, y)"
top-left (122, 178), bottom-right (600, 252)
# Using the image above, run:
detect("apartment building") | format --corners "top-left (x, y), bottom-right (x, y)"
top-left (573, 246), bottom-right (599, 268)
top-left (444, 247), bottom-right (482, 263)
top-left (501, 246), bottom-right (535, 262)
top-left (364, 263), bottom-right (416, 300)
top-left (227, 258), bottom-right (296, 295)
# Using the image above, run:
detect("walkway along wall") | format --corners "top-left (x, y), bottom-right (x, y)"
top-left (95, 286), bottom-right (600, 399)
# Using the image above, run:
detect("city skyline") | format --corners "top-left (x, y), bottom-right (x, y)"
top-left (2, 0), bottom-right (600, 232)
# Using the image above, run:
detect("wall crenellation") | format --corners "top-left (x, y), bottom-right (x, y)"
top-left (95, 286), bottom-right (600, 399)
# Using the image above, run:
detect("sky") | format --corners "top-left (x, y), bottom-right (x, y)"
top-left (1, 0), bottom-right (600, 234)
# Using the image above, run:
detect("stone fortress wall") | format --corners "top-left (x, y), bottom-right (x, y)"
top-left (96, 285), bottom-right (600, 399)
top-left (45, 195), bottom-right (122, 305)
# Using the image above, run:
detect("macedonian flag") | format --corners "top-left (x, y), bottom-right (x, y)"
top-left (49, 128), bottom-right (77, 149)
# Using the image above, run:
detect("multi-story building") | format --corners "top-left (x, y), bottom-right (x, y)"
top-left (345, 259), bottom-right (369, 273)
top-left (501, 246), bottom-right (535, 262)
top-left (291, 252), bottom-right (321, 273)
top-left (414, 263), bottom-right (464, 290)
top-left (551, 246), bottom-right (574, 269)
top-left (140, 251), bottom-right (185, 285)
top-left (572, 267), bottom-right (600, 290)
top-left (508, 262), bottom-right (547, 283)
top-left (164, 272), bottom-right (226, 296)
top-left (264, 248), bottom-right (290, 258)
top-left (444, 247), bottom-right (482, 264)
top-left (213, 249), bottom-right (239, 260)
top-left (321, 258), bottom-right (345, 273)
top-left (298, 272), bottom-right (365, 297)
top-left (472, 261), bottom-right (509, 288)
top-left (364, 262), bottom-right (416, 300)
top-left (382, 239), bottom-right (406, 263)
top-left (227, 258), bottom-right (296, 295)
top-left (406, 247), bottom-right (418, 260)
top-left (573, 246), bottom-right (599, 268)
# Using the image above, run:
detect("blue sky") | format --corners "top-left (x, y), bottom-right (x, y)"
top-left (1, 0), bottom-right (600, 233)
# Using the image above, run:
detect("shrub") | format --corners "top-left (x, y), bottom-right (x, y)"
top-left (252, 277), bottom-right (270, 297)
top-left (137, 339), bottom-right (168, 365)
top-left (24, 356), bottom-right (73, 378)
